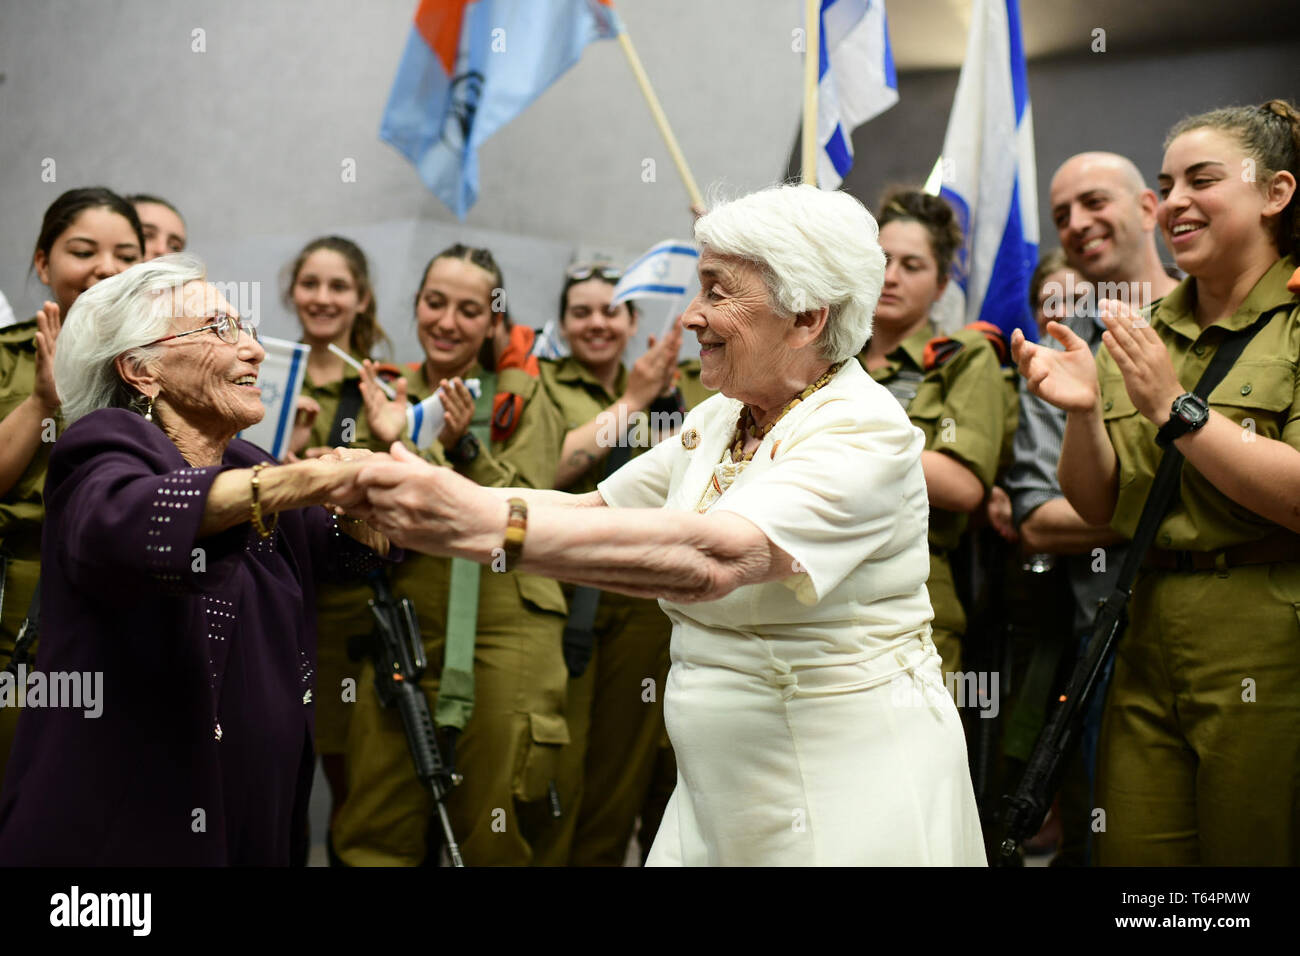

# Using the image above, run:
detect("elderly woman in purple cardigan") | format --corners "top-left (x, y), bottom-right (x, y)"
top-left (0, 255), bottom-right (390, 865)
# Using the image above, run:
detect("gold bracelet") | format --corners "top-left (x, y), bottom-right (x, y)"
top-left (250, 463), bottom-right (278, 539)
top-left (503, 497), bottom-right (528, 567)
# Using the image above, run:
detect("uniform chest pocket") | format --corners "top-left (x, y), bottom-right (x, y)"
top-left (905, 381), bottom-right (947, 448)
top-left (1099, 376), bottom-right (1145, 489)
top-left (1206, 360), bottom-right (1295, 441)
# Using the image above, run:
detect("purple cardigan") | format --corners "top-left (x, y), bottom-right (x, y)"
top-left (0, 408), bottom-right (386, 865)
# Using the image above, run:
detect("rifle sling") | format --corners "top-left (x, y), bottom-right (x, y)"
top-left (326, 378), bottom-right (364, 448)
top-left (436, 370), bottom-right (496, 731)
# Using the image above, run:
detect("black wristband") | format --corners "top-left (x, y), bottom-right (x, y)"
top-left (446, 432), bottom-right (480, 466)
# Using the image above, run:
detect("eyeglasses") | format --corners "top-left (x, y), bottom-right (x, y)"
top-left (150, 313), bottom-right (260, 346)
top-left (565, 263), bottom-right (622, 283)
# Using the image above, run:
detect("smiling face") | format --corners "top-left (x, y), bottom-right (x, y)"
top-left (33, 206), bottom-right (142, 317)
top-left (415, 256), bottom-right (498, 378)
top-left (562, 278), bottom-right (636, 369)
top-left (874, 220), bottom-right (947, 331)
top-left (1050, 155), bottom-right (1156, 283)
top-left (150, 281), bottom-right (266, 434)
top-left (681, 250), bottom-right (796, 400)
top-left (135, 202), bottom-right (187, 260)
top-left (1156, 127), bottom-right (1289, 279)
top-left (293, 248), bottom-right (369, 348)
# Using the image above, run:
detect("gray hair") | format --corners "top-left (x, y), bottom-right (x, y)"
top-left (693, 183), bottom-right (886, 360)
top-left (55, 253), bottom-right (207, 424)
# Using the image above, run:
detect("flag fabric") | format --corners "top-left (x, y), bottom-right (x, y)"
top-left (816, 0), bottom-right (899, 190)
top-left (238, 336), bottom-right (309, 462)
top-left (532, 318), bottom-right (569, 360)
top-left (407, 379), bottom-right (483, 450)
top-left (610, 240), bottom-right (700, 307)
top-left (0, 289), bottom-right (16, 329)
top-left (381, 0), bottom-right (621, 219)
top-left (935, 0), bottom-right (1039, 343)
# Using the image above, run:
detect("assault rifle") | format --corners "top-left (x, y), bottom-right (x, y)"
top-left (350, 569), bottom-right (464, 867)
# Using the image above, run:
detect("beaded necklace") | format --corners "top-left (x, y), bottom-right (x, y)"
top-left (728, 360), bottom-right (846, 463)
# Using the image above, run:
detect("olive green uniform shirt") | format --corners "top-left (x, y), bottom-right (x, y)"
top-left (1098, 255), bottom-right (1300, 551)
top-left (860, 321), bottom-right (1005, 551)
top-left (0, 320), bottom-right (53, 558)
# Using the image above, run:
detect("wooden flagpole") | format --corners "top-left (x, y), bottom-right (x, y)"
top-left (801, 0), bottom-right (820, 185)
top-left (614, 26), bottom-right (705, 213)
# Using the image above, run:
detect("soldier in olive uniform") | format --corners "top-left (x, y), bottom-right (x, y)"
top-left (1014, 101), bottom-right (1300, 864)
top-left (858, 190), bottom-right (1004, 681)
top-left (537, 264), bottom-right (682, 865)
top-left (331, 245), bottom-right (572, 866)
top-left (281, 236), bottom-right (393, 833)
top-left (1, 189), bottom-right (143, 789)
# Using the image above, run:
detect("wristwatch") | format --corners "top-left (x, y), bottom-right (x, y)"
top-left (1155, 392), bottom-right (1209, 447)
top-left (447, 432), bottom-right (481, 466)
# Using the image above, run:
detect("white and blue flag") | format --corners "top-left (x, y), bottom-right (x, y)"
top-left (610, 240), bottom-right (700, 307)
top-left (238, 336), bottom-right (309, 462)
top-left (816, 0), bottom-right (898, 190)
top-left (934, 0), bottom-right (1038, 342)
top-left (407, 378), bottom-right (483, 451)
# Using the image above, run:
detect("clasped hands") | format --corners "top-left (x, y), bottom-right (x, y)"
top-left (312, 443), bottom-right (499, 557)
top-left (1010, 299), bottom-right (1184, 426)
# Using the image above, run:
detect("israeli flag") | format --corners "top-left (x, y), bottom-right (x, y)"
top-left (934, 0), bottom-right (1039, 342)
top-left (533, 318), bottom-right (569, 360)
top-left (407, 379), bottom-right (483, 451)
top-left (238, 336), bottom-right (308, 461)
top-left (610, 241), bottom-right (700, 307)
top-left (816, 0), bottom-right (899, 191)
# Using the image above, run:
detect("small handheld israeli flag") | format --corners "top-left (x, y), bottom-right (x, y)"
top-left (407, 379), bottom-right (483, 450)
top-left (238, 335), bottom-right (309, 461)
top-left (610, 241), bottom-right (699, 307)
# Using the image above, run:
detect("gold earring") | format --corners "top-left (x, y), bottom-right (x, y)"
top-left (144, 395), bottom-right (155, 423)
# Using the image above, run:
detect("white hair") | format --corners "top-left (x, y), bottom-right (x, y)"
top-left (693, 183), bottom-right (886, 361)
top-left (55, 253), bottom-right (207, 424)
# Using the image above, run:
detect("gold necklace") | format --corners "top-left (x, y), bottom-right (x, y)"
top-left (729, 360), bottom-right (845, 463)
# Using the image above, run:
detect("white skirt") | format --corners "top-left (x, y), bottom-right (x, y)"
top-left (646, 630), bottom-right (987, 866)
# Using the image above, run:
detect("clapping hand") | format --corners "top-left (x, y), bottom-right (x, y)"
top-left (436, 378), bottom-right (476, 450)
top-left (358, 360), bottom-right (410, 444)
top-left (1010, 321), bottom-right (1100, 414)
top-left (628, 320), bottom-right (684, 407)
top-left (1096, 299), bottom-right (1182, 425)
top-left (33, 301), bottom-right (62, 414)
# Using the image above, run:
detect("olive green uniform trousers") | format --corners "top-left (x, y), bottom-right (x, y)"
top-left (1095, 563), bottom-right (1300, 865)
top-left (551, 591), bottom-right (672, 865)
top-left (332, 558), bottom-right (570, 866)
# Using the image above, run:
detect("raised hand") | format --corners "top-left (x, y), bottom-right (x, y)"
top-left (33, 301), bottom-right (62, 414)
top-left (436, 378), bottom-right (475, 450)
top-left (358, 359), bottom-right (409, 444)
top-left (1097, 299), bottom-right (1182, 425)
top-left (1011, 321), bottom-right (1100, 414)
top-left (286, 394), bottom-right (321, 459)
top-left (628, 320), bottom-right (684, 407)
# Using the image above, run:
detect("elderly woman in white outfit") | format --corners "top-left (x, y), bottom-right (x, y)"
top-left (345, 184), bottom-right (986, 866)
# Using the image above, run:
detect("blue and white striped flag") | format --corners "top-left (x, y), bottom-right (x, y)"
top-left (610, 240), bottom-right (700, 307)
top-left (934, 0), bottom-right (1039, 342)
top-left (238, 336), bottom-right (308, 461)
top-left (406, 378), bottom-right (482, 450)
top-left (816, 0), bottom-right (898, 190)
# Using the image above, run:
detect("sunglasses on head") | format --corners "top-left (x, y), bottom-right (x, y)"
top-left (565, 263), bottom-right (622, 283)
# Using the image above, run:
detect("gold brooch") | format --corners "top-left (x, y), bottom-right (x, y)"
top-left (681, 428), bottom-right (700, 450)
